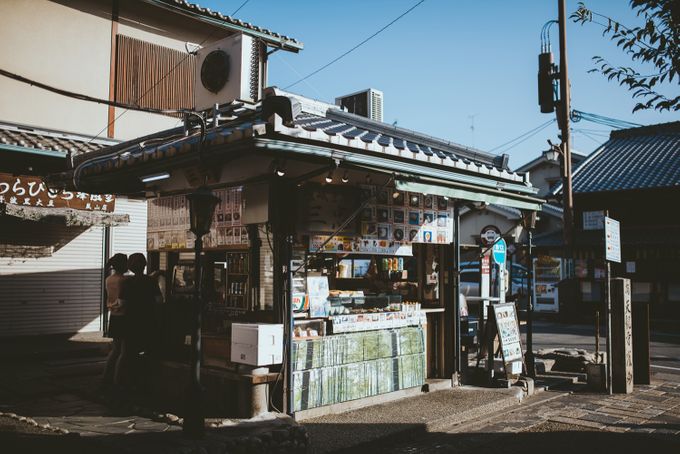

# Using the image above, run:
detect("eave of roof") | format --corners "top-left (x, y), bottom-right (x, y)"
top-left (60, 92), bottom-right (541, 210)
top-left (143, 0), bottom-right (303, 52)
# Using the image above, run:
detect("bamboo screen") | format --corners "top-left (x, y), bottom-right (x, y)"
top-left (115, 34), bottom-right (196, 114)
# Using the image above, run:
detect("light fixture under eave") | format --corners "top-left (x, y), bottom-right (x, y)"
top-left (325, 169), bottom-right (334, 183)
top-left (141, 172), bottom-right (170, 183)
top-left (274, 160), bottom-right (286, 177)
top-left (341, 171), bottom-right (349, 183)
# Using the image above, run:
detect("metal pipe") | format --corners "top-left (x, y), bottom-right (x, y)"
top-left (286, 235), bottom-right (294, 415)
top-left (184, 235), bottom-right (204, 437)
top-left (453, 203), bottom-right (462, 380)
top-left (526, 227), bottom-right (536, 378)
top-left (605, 260), bottom-right (612, 394)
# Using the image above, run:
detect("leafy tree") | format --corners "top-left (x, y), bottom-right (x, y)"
top-left (572, 0), bottom-right (680, 112)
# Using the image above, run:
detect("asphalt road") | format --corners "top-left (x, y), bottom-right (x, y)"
top-left (524, 319), bottom-right (680, 379)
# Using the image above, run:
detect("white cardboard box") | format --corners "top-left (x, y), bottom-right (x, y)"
top-left (231, 323), bottom-right (283, 366)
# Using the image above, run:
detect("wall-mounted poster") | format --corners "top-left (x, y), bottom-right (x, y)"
top-left (147, 187), bottom-right (247, 251)
top-left (304, 185), bottom-right (455, 252)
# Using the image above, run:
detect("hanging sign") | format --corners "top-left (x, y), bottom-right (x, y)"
top-left (0, 173), bottom-right (115, 211)
top-left (492, 238), bottom-right (507, 266)
top-left (605, 216), bottom-right (621, 263)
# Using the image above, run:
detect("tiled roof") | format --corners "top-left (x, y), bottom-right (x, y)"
top-left (0, 122), bottom-right (118, 156)
top-left (149, 0), bottom-right (302, 51)
top-left (569, 121), bottom-right (680, 194)
top-left (293, 110), bottom-right (513, 172)
top-left (74, 90), bottom-right (530, 188)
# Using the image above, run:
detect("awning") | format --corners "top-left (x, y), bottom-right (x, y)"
top-left (395, 180), bottom-right (542, 212)
top-left (1, 203), bottom-right (129, 226)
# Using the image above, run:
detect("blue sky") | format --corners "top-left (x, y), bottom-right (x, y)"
top-left (201, 0), bottom-right (677, 167)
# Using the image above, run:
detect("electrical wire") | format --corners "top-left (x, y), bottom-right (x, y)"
top-left (574, 129), bottom-right (605, 146)
top-left (488, 119), bottom-right (556, 153)
top-left (231, 0), bottom-right (251, 16)
top-left (570, 109), bottom-right (641, 129)
top-left (283, 0), bottom-right (426, 90)
top-left (0, 68), bottom-right (195, 116)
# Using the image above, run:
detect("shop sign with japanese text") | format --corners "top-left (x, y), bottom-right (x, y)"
top-left (0, 173), bottom-right (115, 212)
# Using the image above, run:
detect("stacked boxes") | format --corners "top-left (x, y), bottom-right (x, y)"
top-left (292, 327), bottom-right (425, 412)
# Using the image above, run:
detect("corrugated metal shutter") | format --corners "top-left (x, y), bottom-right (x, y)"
top-left (0, 223), bottom-right (104, 336)
top-left (110, 196), bottom-right (147, 258)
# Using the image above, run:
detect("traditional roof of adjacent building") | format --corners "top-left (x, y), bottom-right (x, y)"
top-left (145, 0), bottom-right (303, 52)
top-left (553, 121), bottom-right (680, 195)
top-left (0, 121), bottom-right (118, 157)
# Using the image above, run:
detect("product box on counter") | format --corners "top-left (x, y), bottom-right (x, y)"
top-left (230, 323), bottom-right (283, 366)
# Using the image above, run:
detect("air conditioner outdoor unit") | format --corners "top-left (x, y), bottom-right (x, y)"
top-left (335, 88), bottom-right (384, 122)
top-left (194, 33), bottom-right (261, 111)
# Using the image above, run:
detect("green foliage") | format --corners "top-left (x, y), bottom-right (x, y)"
top-left (572, 0), bottom-right (680, 112)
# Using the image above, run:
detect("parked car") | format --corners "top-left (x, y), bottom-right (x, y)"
top-left (459, 261), bottom-right (527, 298)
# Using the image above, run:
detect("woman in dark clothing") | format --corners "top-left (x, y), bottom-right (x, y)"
top-left (102, 253), bottom-right (128, 388)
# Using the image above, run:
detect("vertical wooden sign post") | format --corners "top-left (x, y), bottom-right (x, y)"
top-left (611, 278), bottom-right (634, 393)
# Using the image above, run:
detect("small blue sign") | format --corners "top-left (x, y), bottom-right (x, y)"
top-left (492, 238), bottom-right (507, 266)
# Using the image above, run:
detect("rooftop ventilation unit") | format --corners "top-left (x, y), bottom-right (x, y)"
top-left (335, 88), bottom-right (383, 122)
top-left (194, 34), bottom-right (263, 111)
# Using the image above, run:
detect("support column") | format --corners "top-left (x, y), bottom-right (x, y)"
top-left (268, 180), bottom-right (296, 414)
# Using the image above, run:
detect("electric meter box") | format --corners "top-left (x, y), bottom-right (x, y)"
top-left (231, 323), bottom-right (283, 366)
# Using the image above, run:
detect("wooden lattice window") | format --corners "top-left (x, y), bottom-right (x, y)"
top-left (115, 35), bottom-right (195, 115)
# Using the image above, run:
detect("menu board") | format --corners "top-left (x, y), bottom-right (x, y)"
top-left (492, 303), bottom-right (523, 363)
top-left (146, 187), bottom-right (248, 251)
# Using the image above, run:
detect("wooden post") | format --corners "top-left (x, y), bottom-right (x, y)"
top-left (632, 301), bottom-right (651, 384)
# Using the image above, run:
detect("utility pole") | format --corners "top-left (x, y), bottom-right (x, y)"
top-left (558, 0), bottom-right (574, 265)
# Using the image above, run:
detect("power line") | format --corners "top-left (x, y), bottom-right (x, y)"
top-left (284, 0), bottom-right (426, 90)
top-left (0, 68), bottom-right (194, 116)
top-left (488, 119), bottom-right (556, 153)
top-left (496, 120), bottom-right (556, 154)
top-left (232, 0), bottom-right (251, 16)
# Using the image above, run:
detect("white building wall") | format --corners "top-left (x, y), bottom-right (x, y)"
top-left (0, 224), bottom-right (104, 336)
top-left (110, 196), bottom-right (148, 258)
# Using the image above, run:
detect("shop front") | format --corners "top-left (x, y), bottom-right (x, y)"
top-left (49, 89), bottom-right (543, 418)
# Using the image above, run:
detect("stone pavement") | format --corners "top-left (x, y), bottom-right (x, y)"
top-left (0, 337), bottom-right (308, 454)
top-left (352, 380), bottom-right (680, 454)
top-left (302, 385), bottom-right (527, 454)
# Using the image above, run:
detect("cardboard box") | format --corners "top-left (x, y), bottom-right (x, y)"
top-left (231, 323), bottom-right (283, 366)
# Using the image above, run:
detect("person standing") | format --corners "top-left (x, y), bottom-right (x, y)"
top-left (102, 253), bottom-right (129, 389)
top-left (121, 253), bottom-right (162, 390)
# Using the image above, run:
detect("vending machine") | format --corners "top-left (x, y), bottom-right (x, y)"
top-left (532, 256), bottom-right (562, 313)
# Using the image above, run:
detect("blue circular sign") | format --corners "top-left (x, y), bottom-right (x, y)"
top-left (492, 238), bottom-right (507, 265)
